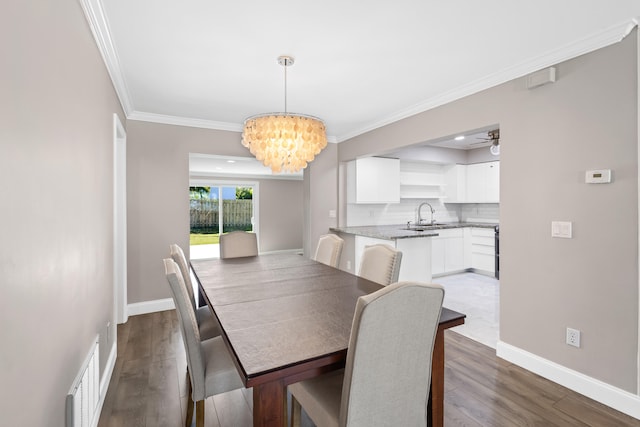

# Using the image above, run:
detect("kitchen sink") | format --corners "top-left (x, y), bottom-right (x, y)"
top-left (402, 223), bottom-right (449, 231)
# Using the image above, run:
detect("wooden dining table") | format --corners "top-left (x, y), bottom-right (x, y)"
top-left (191, 253), bottom-right (465, 427)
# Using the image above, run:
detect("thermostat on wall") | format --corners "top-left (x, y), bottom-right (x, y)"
top-left (585, 169), bottom-right (611, 184)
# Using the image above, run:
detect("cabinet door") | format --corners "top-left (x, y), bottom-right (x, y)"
top-left (486, 161), bottom-right (500, 202)
top-left (465, 163), bottom-right (485, 202)
top-left (466, 162), bottom-right (500, 203)
top-left (351, 157), bottom-right (400, 204)
top-left (444, 164), bottom-right (466, 202)
top-left (445, 237), bottom-right (465, 272)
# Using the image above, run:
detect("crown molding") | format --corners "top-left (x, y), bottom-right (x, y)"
top-left (79, 0), bottom-right (134, 115)
top-left (128, 111), bottom-right (244, 132)
top-left (127, 111), bottom-right (339, 143)
top-left (335, 18), bottom-right (637, 143)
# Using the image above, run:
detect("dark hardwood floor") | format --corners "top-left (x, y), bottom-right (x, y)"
top-left (98, 310), bottom-right (640, 427)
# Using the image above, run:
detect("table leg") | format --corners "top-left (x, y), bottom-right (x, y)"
top-left (253, 379), bottom-right (286, 427)
top-left (429, 327), bottom-right (445, 427)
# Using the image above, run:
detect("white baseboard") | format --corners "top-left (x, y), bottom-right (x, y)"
top-left (127, 298), bottom-right (175, 316)
top-left (497, 340), bottom-right (640, 420)
top-left (93, 341), bottom-right (117, 427)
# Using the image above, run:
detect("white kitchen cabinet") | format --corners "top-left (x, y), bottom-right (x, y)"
top-left (347, 157), bottom-right (400, 204)
top-left (443, 164), bottom-right (466, 202)
top-left (466, 161), bottom-right (500, 203)
top-left (355, 235), bottom-right (432, 283)
top-left (444, 161), bottom-right (499, 203)
top-left (431, 228), bottom-right (465, 277)
top-left (470, 227), bottom-right (496, 275)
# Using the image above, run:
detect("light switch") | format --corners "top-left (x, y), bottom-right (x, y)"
top-left (329, 210), bottom-right (336, 218)
top-left (551, 221), bottom-right (572, 238)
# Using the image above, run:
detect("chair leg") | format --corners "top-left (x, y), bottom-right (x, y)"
top-left (185, 374), bottom-right (194, 427)
top-left (290, 395), bottom-right (302, 427)
top-left (196, 400), bottom-right (205, 427)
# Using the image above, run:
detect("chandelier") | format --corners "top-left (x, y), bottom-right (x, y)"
top-left (241, 56), bottom-right (327, 173)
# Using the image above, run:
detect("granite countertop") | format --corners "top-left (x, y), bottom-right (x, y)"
top-left (330, 222), bottom-right (497, 241)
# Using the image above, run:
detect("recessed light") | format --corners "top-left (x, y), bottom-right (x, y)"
top-left (454, 135), bottom-right (465, 141)
top-left (227, 160), bottom-right (236, 163)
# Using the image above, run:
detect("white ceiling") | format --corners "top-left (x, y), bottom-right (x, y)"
top-left (87, 1), bottom-right (639, 143)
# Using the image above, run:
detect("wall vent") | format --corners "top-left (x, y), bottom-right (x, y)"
top-left (66, 338), bottom-right (100, 427)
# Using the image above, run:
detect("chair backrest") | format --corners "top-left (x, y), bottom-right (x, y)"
top-left (313, 234), bottom-right (344, 268)
top-left (163, 258), bottom-right (207, 400)
top-left (219, 231), bottom-right (258, 259)
top-left (339, 282), bottom-right (444, 427)
top-left (169, 244), bottom-right (196, 311)
top-left (357, 244), bottom-right (402, 286)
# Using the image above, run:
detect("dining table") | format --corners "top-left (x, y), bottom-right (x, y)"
top-left (191, 253), bottom-right (465, 427)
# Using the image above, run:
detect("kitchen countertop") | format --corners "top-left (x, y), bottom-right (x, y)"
top-left (330, 222), bottom-right (497, 241)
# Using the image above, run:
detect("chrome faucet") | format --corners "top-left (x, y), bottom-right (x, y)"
top-left (417, 202), bottom-right (435, 225)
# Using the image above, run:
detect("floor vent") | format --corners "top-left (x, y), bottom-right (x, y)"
top-left (66, 338), bottom-right (100, 427)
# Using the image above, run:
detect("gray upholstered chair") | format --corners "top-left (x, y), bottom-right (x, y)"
top-left (163, 259), bottom-right (244, 427)
top-left (313, 234), bottom-right (344, 268)
top-left (219, 231), bottom-right (258, 259)
top-left (357, 244), bottom-right (402, 286)
top-left (289, 281), bottom-right (444, 427)
top-left (169, 244), bottom-right (220, 340)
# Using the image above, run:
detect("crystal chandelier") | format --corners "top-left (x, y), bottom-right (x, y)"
top-left (241, 56), bottom-right (327, 173)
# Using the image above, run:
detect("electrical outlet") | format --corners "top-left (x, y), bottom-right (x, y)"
top-left (566, 328), bottom-right (581, 348)
top-left (346, 260), bottom-right (351, 271)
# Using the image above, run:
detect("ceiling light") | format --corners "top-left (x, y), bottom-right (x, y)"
top-left (226, 160), bottom-right (236, 163)
top-left (454, 135), bottom-right (465, 141)
top-left (241, 56), bottom-right (327, 174)
top-left (488, 129), bottom-right (500, 156)
top-left (490, 140), bottom-right (500, 156)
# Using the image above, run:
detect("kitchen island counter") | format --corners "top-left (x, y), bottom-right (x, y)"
top-left (330, 222), bottom-right (496, 240)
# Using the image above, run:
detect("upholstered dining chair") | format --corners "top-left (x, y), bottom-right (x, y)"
top-left (313, 234), bottom-right (344, 268)
top-left (169, 244), bottom-right (220, 340)
top-left (289, 281), bottom-right (445, 427)
top-left (219, 231), bottom-right (258, 259)
top-left (163, 258), bottom-right (244, 427)
top-left (357, 244), bottom-right (402, 286)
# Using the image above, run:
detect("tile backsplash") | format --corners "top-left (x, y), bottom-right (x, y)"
top-left (346, 200), bottom-right (499, 226)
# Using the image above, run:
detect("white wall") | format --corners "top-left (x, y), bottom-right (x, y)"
top-left (0, 1), bottom-right (124, 424)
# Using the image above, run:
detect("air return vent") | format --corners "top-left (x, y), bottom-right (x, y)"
top-left (66, 338), bottom-right (100, 427)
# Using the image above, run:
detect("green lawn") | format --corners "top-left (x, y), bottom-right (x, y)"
top-left (190, 233), bottom-right (220, 245)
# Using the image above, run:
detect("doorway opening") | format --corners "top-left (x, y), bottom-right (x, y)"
top-left (189, 181), bottom-right (259, 260)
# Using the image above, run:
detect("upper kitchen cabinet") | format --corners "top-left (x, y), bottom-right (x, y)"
top-left (399, 161), bottom-right (444, 199)
top-left (347, 157), bottom-right (400, 204)
top-left (444, 161), bottom-right (499, 203)
top-left (443, 164), bottom-right (466, 202)
top-left (466, 161), bottom-right (499, 203)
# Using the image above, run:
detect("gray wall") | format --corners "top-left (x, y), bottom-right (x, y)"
top-left (126, 120), bottom-right (304, 304)
top-left (0, 0), bottom-right (124, 425)
top-left (304, 143), bottom-right (339, 257)
top-left (337, 34), bottom-right (638, 392)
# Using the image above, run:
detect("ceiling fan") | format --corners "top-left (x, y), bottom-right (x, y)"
top-left (468, 129), bottom-right (500, 155)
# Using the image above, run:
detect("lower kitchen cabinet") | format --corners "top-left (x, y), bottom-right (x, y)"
top-left (470, 227), bottom-right (495, 275)
top-left (431, 228), bottom-right (465, 277)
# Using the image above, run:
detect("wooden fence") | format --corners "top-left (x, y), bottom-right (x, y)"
top-left (190, 199), bottom-right (253, 233)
